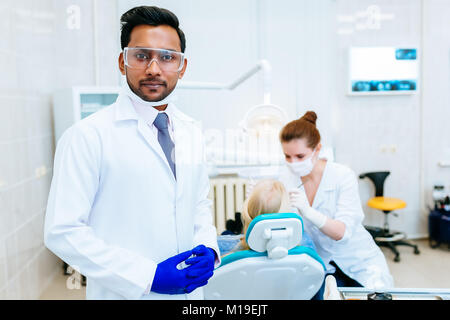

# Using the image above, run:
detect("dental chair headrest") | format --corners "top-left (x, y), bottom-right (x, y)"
top-left (245, 212), bottom-right (303, 259)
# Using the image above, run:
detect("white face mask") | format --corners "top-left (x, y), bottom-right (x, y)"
top-left (286, 149), bottom-right (317, 177)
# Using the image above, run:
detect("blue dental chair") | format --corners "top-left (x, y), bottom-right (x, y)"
top-left (204, 213), bottom-right (326, 300)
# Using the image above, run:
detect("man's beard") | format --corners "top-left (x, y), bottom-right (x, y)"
top-left (124, 66), bottom-right (173, 102)
top-left (126, 79), bottom-right (173, 102)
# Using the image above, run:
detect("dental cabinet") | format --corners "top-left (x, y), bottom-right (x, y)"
top-left (53, 86), bottom-right (120, 144)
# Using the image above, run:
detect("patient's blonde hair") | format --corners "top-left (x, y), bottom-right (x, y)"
top-left (240, 180), bottom-right (291, 250)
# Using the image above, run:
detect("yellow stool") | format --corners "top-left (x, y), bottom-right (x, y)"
top-left (360, 172), bottom-right (420, 262)
top-left (367, 197), bottom-right (406, 213)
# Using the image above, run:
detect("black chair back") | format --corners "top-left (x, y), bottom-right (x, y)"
top-left (359, 171), bottom-right (390, 197)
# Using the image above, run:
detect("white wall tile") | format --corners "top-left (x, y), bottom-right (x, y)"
top-left (0, 0), bottom-right (107, 299)
top-left (17, 265), bottom-right (33, 300)
top-left (4, 276), bottom-right (20, 300)
top-left (0, 241), bottom-right (7, 290)
top-left (5, 233), bottom-right (19, 281)
top-left (0, 187), bottom-right (16, 240)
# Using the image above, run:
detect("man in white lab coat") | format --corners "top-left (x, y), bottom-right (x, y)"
top-left (44, 6), bottom-right (220, 300)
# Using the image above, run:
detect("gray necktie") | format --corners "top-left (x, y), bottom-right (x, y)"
top-left (153, 112), bottom-right (176, 178)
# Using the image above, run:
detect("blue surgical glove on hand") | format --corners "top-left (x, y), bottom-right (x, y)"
top-left (151, 249), bottom-right (213, 295)
top-left (185, 245), bottom-right (216, 278)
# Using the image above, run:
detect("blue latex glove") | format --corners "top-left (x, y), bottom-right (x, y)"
top-left (151, 249), bottom-right (213, 295)
top-left (184, 245), bottom-right (216, 278)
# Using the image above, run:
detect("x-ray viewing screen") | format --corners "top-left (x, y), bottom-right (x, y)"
top-left (349, 47), bottom-right (418, 94)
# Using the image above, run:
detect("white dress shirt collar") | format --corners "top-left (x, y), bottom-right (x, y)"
top-left (121, 83), bottom-right (175, 130)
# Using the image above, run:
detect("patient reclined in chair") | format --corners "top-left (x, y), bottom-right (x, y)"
top-left (204, 180), bottom-right (326, 300)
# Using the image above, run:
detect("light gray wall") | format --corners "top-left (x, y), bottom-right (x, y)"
top-left (422, 0), bottom-right (450, 223)
top-left (335, 0), bottom-right (450, 238)
top-left (0, 0), bottom-right (118, 299)
top-left (334, 0), bottom-right (424, 236)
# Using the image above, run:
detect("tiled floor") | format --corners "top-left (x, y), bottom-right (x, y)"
top-left (38, 239), bottom-right (450, 300)
top-left (381, 239), bottom-right (450, 288)
top-left (39, 270), bottom-right (86, 300)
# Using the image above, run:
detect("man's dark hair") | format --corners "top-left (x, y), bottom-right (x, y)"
top-left (120, 6), bottom-right (186, 52)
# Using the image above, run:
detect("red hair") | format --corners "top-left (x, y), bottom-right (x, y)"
top-left (279, 111), bottom-right (321, 149)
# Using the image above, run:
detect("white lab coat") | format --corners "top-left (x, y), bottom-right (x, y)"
top-left (279, 161), bottom-right (394, 289)
top-left (44, 92), bottom-right (220, 300)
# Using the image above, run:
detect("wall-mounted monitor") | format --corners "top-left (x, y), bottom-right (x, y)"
top-left (348, 47), bottom-right (418, 95)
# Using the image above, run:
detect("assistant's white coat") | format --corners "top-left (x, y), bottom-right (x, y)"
top-left (280, 161), bottom-right (394, 289)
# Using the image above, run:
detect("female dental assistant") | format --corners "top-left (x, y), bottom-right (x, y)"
top-left (279, 111), bottom-right (393, 292)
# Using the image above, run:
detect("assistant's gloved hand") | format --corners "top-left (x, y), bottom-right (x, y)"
top-left (151, 249), bottom-right (214, 295)
top-left (289, 188), bottom-right (327, 229)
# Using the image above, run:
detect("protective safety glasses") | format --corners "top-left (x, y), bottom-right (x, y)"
top-left (124, 47), bottom-right (185, 72)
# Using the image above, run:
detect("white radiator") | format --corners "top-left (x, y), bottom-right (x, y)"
top-left (208, 177), bottom-right (250, 234)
